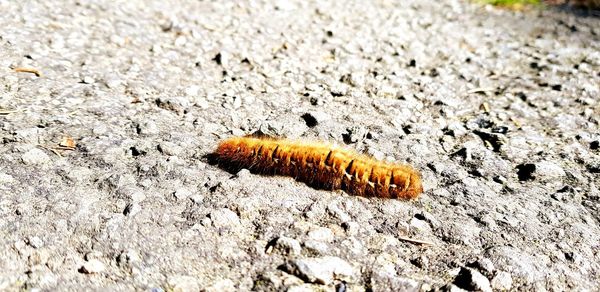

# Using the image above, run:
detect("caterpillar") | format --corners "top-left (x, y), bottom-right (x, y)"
top-left (211, 136), bottom-right (423, 200)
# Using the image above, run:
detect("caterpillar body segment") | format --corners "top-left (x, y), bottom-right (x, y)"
top-left (213, 137), bottom-right (423, 200)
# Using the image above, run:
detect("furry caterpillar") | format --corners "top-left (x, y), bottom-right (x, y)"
top-left (212, 136), bottom-right (423, 200)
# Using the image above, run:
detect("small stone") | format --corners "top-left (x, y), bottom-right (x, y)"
top-left (84, 251), bottom-right (102, 261)
top-left (210, 208), bottom-right (240, 229)
top-left (231, 128), bottom-right (245, 137)
top-left (190, 194), bottom-right (204, 204)
top-left (28, 249), bottom-right (50, 266)
top-left (473, 258), bottom-right (495, 276)
top-left (517, 161), bottom-right (566, 181)
top-left (137, 121), bottom-right (160, 135)
top-left (308, 227), bottom-right (334, 242)
top-left (409, 217), bottom-right (429, 232)
top-left (445, 122), bottom-right (468, 137)
top-left (341, 221), bottom-right (360, 236)
top-left (22, 148), bottom-right (51, 165)
top-left (274, 236), bottom-right (302, 256)
top-left (123, 202), bottom-right (141, 216)
top-left (92, 124), bottom-right (108, 135)
top-left (158, 141), bottom-right (183, 156)
top-left (185, 85), bottom-right (200, 97)
top-left (289, 256), bottom-right (354, 285)
top-left (194, 97), bottom-right (210, 109)
top-left (80, 259), bottom-right (105, 274)
top-left (104, 76), bottom-right (122, 89)
top-left (303, 240), bottom-right (329, 254)
top-left (366, 147), bottom-right (385, 161)
top-left (82, 76), bottom-right (95, 84)
top-left (27, 236), bottom-right (44, 248)
top-left (174, 35), bottom-right (187, 46)
top-left (535, 161), bottom-right (566, 179)
top-left (235, 169), bottom-right (251, 179)
top-left (327, 203), bottom-right (351, 222)
top-left (491, 271), bottom-right (512, 290)
top-left (232, 96), bottom-right (242, 109)
top-left (155, 96), bottom-right (191, 114)
top-left (0, 173), bottom-right (15, 184)
top-left (130, 190), bottom-right (146, 203)
top-left (173, 188), bottom-right (192, 200)
top-left (454, 267), bottom-right (492, 292)
top-left (343, 126), bottom-right (367, 144)
top-left (117, 249), bottom-right (140, 267)
top-left (348, 72), bottom-right (365, 87)
top-left (377, 85), bottom-right (397, 98)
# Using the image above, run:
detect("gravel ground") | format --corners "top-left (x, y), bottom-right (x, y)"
top-left (1, 0), bottom-right (599, 291)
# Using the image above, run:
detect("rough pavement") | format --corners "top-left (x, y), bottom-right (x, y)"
top-left (0, 0), bottom-right (599, 290)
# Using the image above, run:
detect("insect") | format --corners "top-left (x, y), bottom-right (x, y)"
top-left (211, 136), bottom-right (423, 200)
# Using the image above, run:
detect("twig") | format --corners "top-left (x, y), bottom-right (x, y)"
top-left (37, 144), bottom-right (62, 157)
top-left (467, 87), bottom-right (495, 94)
top-left (14, 67), bottom-right (42, 77)
top-left (0, 108), bottom-right (19, 115)
top-left (397, 235), bottom-right (435, 246)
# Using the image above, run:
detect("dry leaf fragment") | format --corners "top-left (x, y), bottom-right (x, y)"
top-left (57, 137), bottom-right (76, 150)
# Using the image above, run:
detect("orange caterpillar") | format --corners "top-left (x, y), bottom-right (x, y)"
top-left (212, 136), bottom-right (423, 200)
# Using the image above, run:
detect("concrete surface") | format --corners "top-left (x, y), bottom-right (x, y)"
top-left (0, 0), bottom-right (599, 290)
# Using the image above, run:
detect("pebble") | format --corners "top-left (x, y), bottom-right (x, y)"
top-left (21, 148), bottom-right (51, 165)
top-left (307, 227), bottom-right (334, 242)
top-left (158, 141), bottom-right (183, 156)
top-left (274, 236), bottom-right (301, 256)
top-left (80, 259), bottom-right (105, 274)
top-left (327, 203), bottom-right (351, 222)
top-left (491, 271), bottom-right (513, 290)
top-left (155, 96), bottom-right (191, 114)
top-left (289, 256), bottom-right (354, 285)
top-left (82, 76), bottom-right (95, 84)
top-left (341, 221), bottom-right (360, 236)
top-left (302, 240), bottom-right (329, 255)
top-left (0, 173), bottom-right (15, 184)
top-left (409, 217), bottom-right (430, 232)
top-left (173, 188), bottom-right (192, 200)
top-left (27, 236), bottom-right (44, 248)
top-left (185, 85), bottom-right (200, 97)
top-left (343, 126), bottom-right (367, 144)
top-left (535, 161), bottom-right (566, 179)
top-left (473, 258), bottom-right (495, 276)
top-left (117, 249), bottom-right (141, 267)
top-left (137, 121), bottom-right (160, 135)
top-left (103, 76), bottom-right (123, 89)
top-left (235, 169), bottom-right (251, 179)
top-left (210, 208), bottom-right (241, 229)
top-left (123, 202), bottom-right (141, 216)
top-left (454, 267), bottom-right (492, 292)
